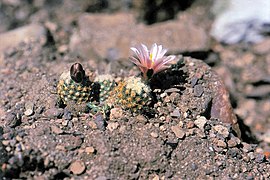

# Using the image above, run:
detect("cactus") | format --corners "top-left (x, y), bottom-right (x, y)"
top-left (108, 76), bottom-right (152, 112)
top-left (94, 74), bottom-right (116, 102)
top-left (57, 63), bottom-right (92, 105)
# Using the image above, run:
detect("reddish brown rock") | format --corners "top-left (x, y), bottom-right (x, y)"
top-left (209, 70), bottom-right (241, 138)
top-left (0, 24), bottom-right (46, 53)
top-left (184, 57), bottom-right (241, 138)
top-left (70, 13), bottom-right (210, 60)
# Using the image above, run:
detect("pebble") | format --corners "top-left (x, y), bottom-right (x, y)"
top-left (170, 108), bottom-right (180, 118)
top-left (196, 129), bottom-right (206, 138)
top-left (227, 137), bottom-right (240, 148)
top-left (159, 125), bottom-right (166, 131)
top-left (152, 174), bottom-right (159, 180)
top-left (107, 122), bottom-right (119, 132)
top-left (110, 108), bottom-right (123, 120)
top-left (186, 121), bottom-right (194, 129)
top-left (62, 120), bottom-right (69, 126)
top-left (136, 115), bottom-right (148, 123)
top-left (45, 108), bottom-right (64, 119)
top-left (255, 154), bottom-right (265, 163)
top-left (227, 148), bottom-right (242, 159)
top-left (150, 132), bottom-right (159, 138)
top-left (88, 121), bottom-right (97, 129)
top-left (213, 125), bottom-right (229, 138)
top-left (94, 114), bottom-right (106, 130)
top-left (6, 113), bottom-right (21, 128)
top-left (171, 125), bottom-right (185, 139)
top-left (62, 135), bottom-right (83, 151)
top-left (185, 129), bottom-right (195, 137)
top-left (194, 116), bottom-right (207, 130)
top-left (193, 84), bottom-right (204, 97)
top-left (24, 102), bottom-right (34, 116)
top-left (242, 142), bottom-right (253, 153)
top-left (169, 92), bottom-right (180, 102)
top-left (70, 160), bottom-right (86, 175)
top-left (35, 106), bottom-right (44, 114)
top-left (51, 125), bottom-right (63, 134)
top-left (191, 78), bottom-right (198, 87)
top-left (2, 140), bottom-right (9, 146)
top-left (85, 147), bottom-right (95, 154)
top-left (63, 109), bottom-right (73, 120)
top-left (248, 152), bottom-right (255, 160)
top-left (191, 163), bottom-right (198, 171)
top-left (216, 139), bottom-right (227, 148)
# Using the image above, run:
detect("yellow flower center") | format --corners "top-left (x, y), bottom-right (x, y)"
top-left (150, 53), bottom-right (154, 65)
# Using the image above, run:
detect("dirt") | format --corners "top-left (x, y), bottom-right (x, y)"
top-left (0, 0), bottom-right (270, 179)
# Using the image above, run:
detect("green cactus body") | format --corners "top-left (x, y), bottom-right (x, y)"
top-left (57, 71), bottom-right (92, 105)
top-left (109, 76), bottom-right (152, 112)
top-left (94, 74), bottom-right (116, 102)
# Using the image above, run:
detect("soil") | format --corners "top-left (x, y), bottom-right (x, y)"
top-left (0, 0), bottom-right (270, 179)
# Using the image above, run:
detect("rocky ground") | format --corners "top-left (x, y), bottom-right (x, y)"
top-left (0, 0), bottom-right (270, 179)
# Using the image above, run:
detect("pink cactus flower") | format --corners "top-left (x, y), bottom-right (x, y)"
top-left (130, 43), bottom-right (176, 80)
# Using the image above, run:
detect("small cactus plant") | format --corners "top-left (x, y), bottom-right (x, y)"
top-left (94, 74), bottom-right (116, 102)
top-left (108, 76), bottom-right (152, 112)
top-left (57, 63), bottom-right (92, 105)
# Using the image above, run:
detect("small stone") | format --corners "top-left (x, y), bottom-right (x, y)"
top-left (152, 174), bottom-right (159, 180)
top-left (94, 114), bottom-right (106, 130)
top-left (160, 93), bottom-right (167, 98)
top-left (88, 121), bottom-right (97, 129)
top-left (170, 108), bottom-right (180, 118)
top-left (6, 113), bottom-right (21, 128)
top-left (227, 148), bottom-right (242, 159)
top-left (2, 140), bottom-right (9, 146)
top-left (213, 125), bottom-right (229, 138)
top-left (193, 84), bottom-right (204, 97)
top-left (217, 140), bottom-right (227, 148)
top-left (70, 160), bottom-right (86, 175)
top-left (191, 78), bottom-right (198, 87)
top-left (243, 155), bottom-right (250, 162)
top-left (63, 109), bottom-right (73, 120)
top-left (45, 108), bottom-right (64, 119)
top-left (9, 139), bottom-right (16, 147)
top-left (242, 142), bottom-right (253, 153)
top-left (186, 129), bottom-right (195, 137)
top-left (248, 152), bottom-right (255, 160)
top-left (51, 125), bottom-right (63, 134)
top-left (171, 125), bottom-right (185, 139)
top-left (191, 163), bottom-right (198, 171)
top-left (110, 108), bottom-right (123, 120)
top-left (194, 116), bottom-right (207, 130)
top-left (24, 102), bottom-right (34, 116)
top-left (5, 146), bottom-right (11, 152)
top-left (227, 137), bottom-right (240, 148)
top-left (196, 129), bottom-right (206, 138)
top-left (186, 121), bottom-right (194, 129)
top-left (15, 135), bottom-right (22, 142)
top-left (107, 122), bottom-right (119, 132)
top-left (62, 135), bottom-right (82, 151)
top-left (159, 125), bottom-right (166, 131)
top-left (35, 106), bottom-right (44, 114)
top-left (150, 132), bottom-right (159, 138)
top-left (255, 153), bottom-right (265, 163)
top-left (62, 120), bottom-right (69, 126)
top-left (136, 115), bottom-right (148, 123)
top-left (85, 147), bottom-right (95, 154)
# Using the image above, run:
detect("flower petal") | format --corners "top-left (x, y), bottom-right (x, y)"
top-left (153, 55), bottom-right (175, 73)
